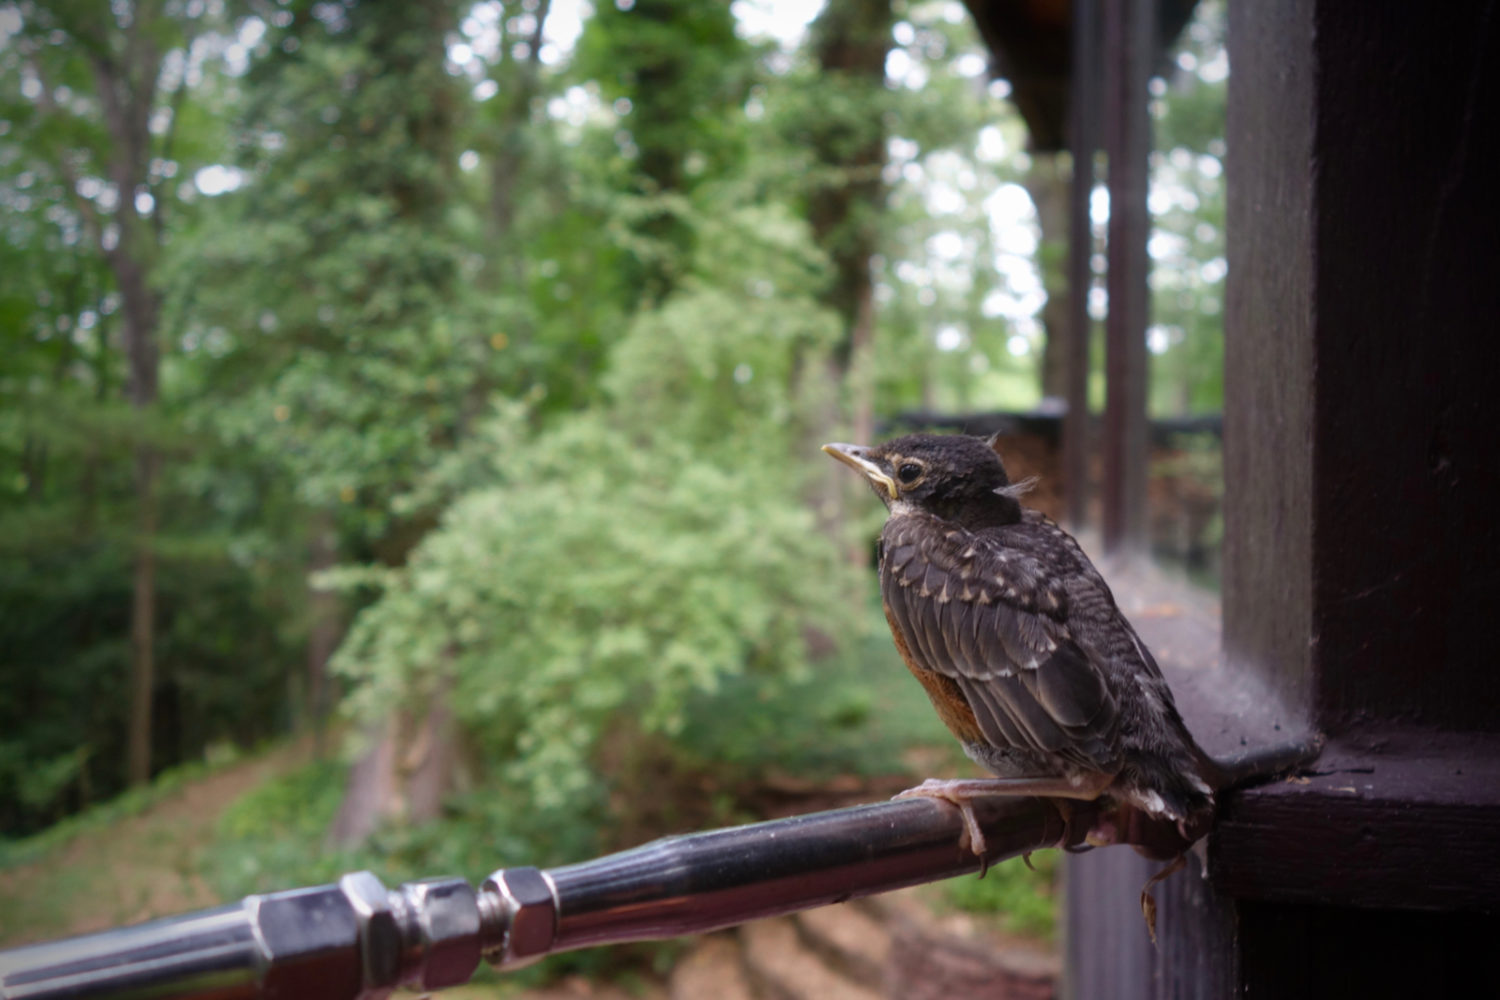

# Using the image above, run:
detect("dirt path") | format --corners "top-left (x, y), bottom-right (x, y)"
top-left (0, 740), bottom-right (314, 946)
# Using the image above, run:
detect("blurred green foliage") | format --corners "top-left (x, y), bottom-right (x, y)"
top-left (329, 193), bottom-right (862, 815)
top-left (1148, 0), bottom-right (1229, 416)
top-left (941, 852), bottom-right (1060, 940)
top-left (2, 0), bottom-right (1229, 956)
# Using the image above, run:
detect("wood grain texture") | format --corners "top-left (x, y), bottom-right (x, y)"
top-left (1221, 0), bottom-right (1316, 718)
top-left (1211, 731), bottom-right (1500, 911)
top-left (1101, 0), bottom-right (1152, 555)
top-left (1305, 1), bottom-right (1500, 733)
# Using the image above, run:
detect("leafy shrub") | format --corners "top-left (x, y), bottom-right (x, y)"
top-left (335, 410), bottom-right (861, 806)
top-left (330, 201), bottom-right (864, 819)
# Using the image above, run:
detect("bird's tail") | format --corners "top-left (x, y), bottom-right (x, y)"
top-left (1193, 732), bottom-right (1324, 793)
top-left (1140, 732), bottom-right (1322, 848)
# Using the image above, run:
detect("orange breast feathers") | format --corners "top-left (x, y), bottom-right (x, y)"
top-left (882, 602), bottom-right (985, 744)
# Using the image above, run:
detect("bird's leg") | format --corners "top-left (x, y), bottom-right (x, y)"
top-left (1139, 853), bottom-right (1189, 947)
top-left (898, 775), bottom-right (1114, 801)
top-left (894, 774), bottom-right (1113, 859)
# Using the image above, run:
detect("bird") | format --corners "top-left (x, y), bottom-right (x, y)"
top-left (822, 432), bottom-right (1223, 864)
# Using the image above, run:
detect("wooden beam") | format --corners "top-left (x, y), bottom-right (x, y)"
top-left (1297, 2), bottom-right (1500, 732)
top-left (1101, 0), bottom-right (1152, 553)
top-left (1219, 0), bottom-right (1316, 712)
top-left (1063, 0), bottom-right (1100, 529)
top-left (1212, 732), bottom-right (1500, 911)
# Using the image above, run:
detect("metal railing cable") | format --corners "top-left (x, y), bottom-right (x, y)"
top-left (0, 795), bottom-right (1067, 1000)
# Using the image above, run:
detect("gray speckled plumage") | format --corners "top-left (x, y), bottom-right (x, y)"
top-left (827, 432), bottom-right (1215, 832)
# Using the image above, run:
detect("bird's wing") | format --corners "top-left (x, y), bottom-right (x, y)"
top-left (880, 518), bottom-right (1122, 773)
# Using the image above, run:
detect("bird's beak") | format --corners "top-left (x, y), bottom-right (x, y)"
top-left (821, 442), bottom-right (898, 500)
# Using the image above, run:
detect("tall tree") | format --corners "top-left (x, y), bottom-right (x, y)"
top-left (175, 0), bottom-right (490, 839)
top-left (801, 0), bottom-right (892, 448)
top-left (13, 0), bottom-right (203, 785)
top-left (574, 0), bottom-right (754, 303)
top-left (181, 0), bottom-right (487, 586)
top-left (485, 0), bottom-right (552, 274)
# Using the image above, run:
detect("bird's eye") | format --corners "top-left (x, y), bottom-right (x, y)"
top-left (897, 463), bottom-right (923, 484)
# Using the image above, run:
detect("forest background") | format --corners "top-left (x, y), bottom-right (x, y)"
top-left (0, 0), bottom-right (1227, 968)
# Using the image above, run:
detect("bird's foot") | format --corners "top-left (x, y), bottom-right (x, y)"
top-left (894, 778), bottom-right (994, 864)
top-left (894, 776), bottom-right (1111, 868)
top-left (1053, 799), bottom-right (1111, 852)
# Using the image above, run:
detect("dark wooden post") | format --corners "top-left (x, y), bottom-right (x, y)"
top-left (1063, 0), bottom-right (1100, 530)
top-left (1067, 1), bottom-right (1500, 995)
top-left (1101, 0), bottom-right (1153, 553)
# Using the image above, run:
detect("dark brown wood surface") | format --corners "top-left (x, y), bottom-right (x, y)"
top-left (1212, 730), bottom-right (1500, 911)
top-left (960, 0), bottom-right (1201, 151)
top-left (1238, 904), bottom-right (1500, 997)
top-left (1063, 0), bottom-right (1099, 530)
top-left (1301, 1), bottom-right (1500, 734)
top-left (1062, 0), bottom-right (1500, 995)
top-left (1101, 0), bottom-right (1152, 554)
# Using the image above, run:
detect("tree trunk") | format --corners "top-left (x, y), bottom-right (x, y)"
top-left (101, 23), bottom-right (166, 786)
top-left (849, 282), bottom-right (877, 451)
top-left (328, 719), bottom-right (399, 847)
top-left (306, 514), bottom-right (341, 757)
top-left (327, 0), bottom-right (468, 843)
top-left (31, 6), bottom-right (169, 785)
top-left (807, 0), bottom-right (893, 372)
top-left (488, 0), bottom-right (551, 257)
top-left (328, 669), bottom-right (458, 846)
top-left (118, 217), bottom-right (162, 785)
top-left (801, 0), bottom-right (893, 568)
top-left (126, 445), bottom-right (159, 785)
top-left (400, 671), bottom-right (458, 824)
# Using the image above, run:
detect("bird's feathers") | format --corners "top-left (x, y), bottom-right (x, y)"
top-left (879, 511), bottom-right (1122, 775)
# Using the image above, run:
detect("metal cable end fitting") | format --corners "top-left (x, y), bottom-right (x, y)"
top-left (478, 867), bottom-right (560, 970)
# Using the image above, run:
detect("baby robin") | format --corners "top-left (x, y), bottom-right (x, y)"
top-left (823, 432), bottom-right (1223, 862)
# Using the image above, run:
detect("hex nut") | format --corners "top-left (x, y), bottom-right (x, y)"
top-left (402, 877), bottom-right (482, 990)
top-left (483, 867), bottom-right (558, 967)
top-left (254, 884), bottom-right (363, 999)
top-left (339, 871), bottom-right (402, 991)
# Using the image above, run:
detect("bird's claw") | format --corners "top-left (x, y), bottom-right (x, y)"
top-left (894, 780), bottom-right (992, 871)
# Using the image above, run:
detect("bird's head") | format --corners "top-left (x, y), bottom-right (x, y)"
top-left (821, 433), bottom-right (1031, 527)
